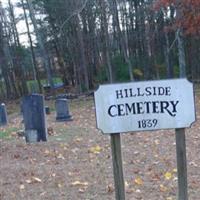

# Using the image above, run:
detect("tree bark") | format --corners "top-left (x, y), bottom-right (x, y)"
top-left (177, 29), bottom-right (186, 78)
top-left (8, 0), bottom-right (29, 95)
top-left (26, 0), bottom-right (54, 89)
top-left (75, 14), bottom-right (89, 91)
top-left (99, 0), bottom-right (114, 83)
top-left (0, 4), bottom-right (19, 98)
top-left (110, 0), bottom-right (134, 81)
top-left (21, 0), bottom-right (42, 93)
top-left (176, 1), bottom-right (186, 78)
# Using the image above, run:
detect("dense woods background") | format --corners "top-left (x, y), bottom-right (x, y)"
top-left (0, 0), bottom-right (199, 100)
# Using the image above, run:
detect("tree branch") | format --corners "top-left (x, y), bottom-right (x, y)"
top-left (59, 0), bottom-right (88, 36)
top-left (168, 29), bottom-right (180, 53)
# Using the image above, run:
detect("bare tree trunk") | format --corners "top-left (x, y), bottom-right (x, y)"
top-left (177, 30), bottom-right (186, 78)
top-left (82, 2), bottom-right (99, 89)
top-left (0, 3), bottom-right (19, 98)
top-left (26, 0), bottom-right (54, 89)
top-left (8, 0), bottom-right (28, 95)
top-left (21, 0), bottom-right (42, 93)
top-left (75, 14), bottom-right (89, 91)
top-left (176, 1), bottom-right (186, 78)
top-left (8, 0), bottom-right (20, 45)
top-left (48, 21), bottom-right (69, 85)
top-left (164, 30), bottom-right (174, 78)
top-left (110, 0), bottom-right (134, 81)
top-left (99, 0), bottom-right (114, 82)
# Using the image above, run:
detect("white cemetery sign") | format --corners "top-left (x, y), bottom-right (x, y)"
top-left (95, 79), bottom-right (195, 134)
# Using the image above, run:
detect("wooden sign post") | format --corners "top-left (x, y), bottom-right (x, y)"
top-left (176, 128), bottom-right (188, 200)
top-left (94, 79), bottom-right (195, 200)
top-left (111, 133), bottom-right (125, 200)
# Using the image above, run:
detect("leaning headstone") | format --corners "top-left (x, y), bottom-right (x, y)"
top-left (0, 103), bottom-right (8, 126)
top-left (55, 98), bottom-right (72, 121)
top-left (22, 94), bottom-right (47, 142)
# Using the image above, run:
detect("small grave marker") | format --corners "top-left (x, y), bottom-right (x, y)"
top-left (95, 78), bottom-right (196, 200)
top-left (22, 94), bottom-right (47, 142)
top-left (45, 106), bottom-right (51, 115)
top-left (55, 99), bottom-right (72, 121)
top-left (0, 103), bottom-right (8, 126)
top-left (25, 129), bottom-right (38, 143)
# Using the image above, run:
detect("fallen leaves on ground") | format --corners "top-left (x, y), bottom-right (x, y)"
top-left (19, 184), bottom-right (25, 190)
top-left (25, 177), bottom-right (42, 184)
top-left (71, 181), bottom-right (89, 187)
top-left (134, 177), bottom-right (143, 186)
top-left (88, 145), bottom-right (102, 154)
top-left (106, 184), bottom-right (114, 193)
top-left (164, 172), bottom-right (173, 180)
top-left (1, 96), bottom-right (200, 199)
top-left (160, 184), bottom-right (168, 192)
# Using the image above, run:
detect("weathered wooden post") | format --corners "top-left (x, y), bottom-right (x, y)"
top-left (111, 133), bottom-right (125, 200)
top-left (22, 94), bottom-right (47, 142)
top-left (0, 103), bottom-right (8, 126)
top-left (175, 128), bottom-right (188, 200)
top-left (55, 98), bottom-right (72, 121)
top-left (95, 79), bottom-right (195, 200)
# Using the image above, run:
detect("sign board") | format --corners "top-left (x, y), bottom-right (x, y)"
top-left (94, 79), bottom-right (196, 134)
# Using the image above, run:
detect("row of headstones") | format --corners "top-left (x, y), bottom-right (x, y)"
top-left (0, 94), bottom-right (72, 143)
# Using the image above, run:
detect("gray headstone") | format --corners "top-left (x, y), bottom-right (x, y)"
top-left (22, 94), bottom-right (47, 142)
top-left (25, 129), bottom-right (38, 143)
top-left (55, 98), bottom-right (72, 121)
top-left (0, 103), bottom-right (8, 126)
top-left (45, 106), bottom-right (50, 115)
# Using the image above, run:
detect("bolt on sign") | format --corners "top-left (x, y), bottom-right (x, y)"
top-left (95, 79), bottom-right (196, 134)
